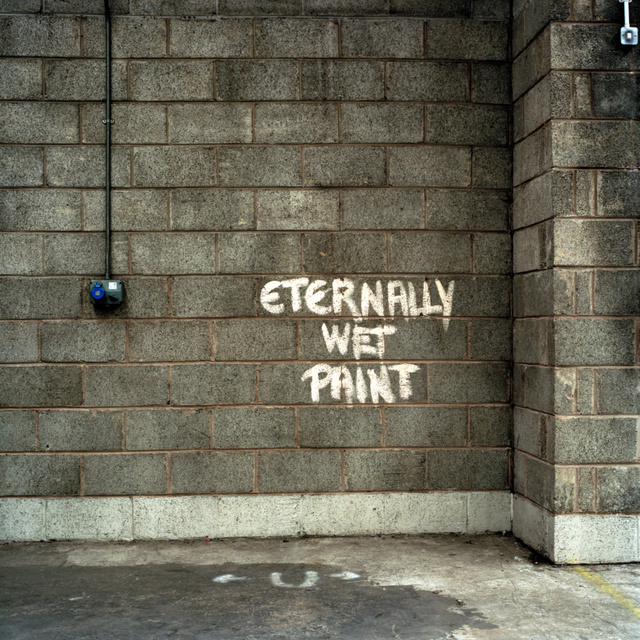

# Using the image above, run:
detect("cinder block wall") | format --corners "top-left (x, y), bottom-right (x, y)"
top-left (512, 0), bottom-right (640, 562)
top-left (0, 0), bottom-right (513, 540)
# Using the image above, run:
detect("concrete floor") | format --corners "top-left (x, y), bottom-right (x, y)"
top-left (0, 535), bottom-right (639, 639)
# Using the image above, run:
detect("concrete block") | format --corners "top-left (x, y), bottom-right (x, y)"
top-left (0, 278), bottom-right (81, 320)
top-left (518, 73), bottom-right (571, 141)
top-left (341, 18), bottom-right (422, 57)
top-left (473, 233), bottom-right (511, 275)
top-left (84, 453), bottom-right (168, 495)
top-left (428, 449), bottom-right (509, 490)
top-left (170, 451), bottom-right (254, 493)
top-left (597, 467), bottom-right (640, 513)
top-left (215, 319), bottom-right (296, 361)
top-left (169, 18), bottom-right (251, 57)
top-left (472, 148), bottom-right (511, 189)
top-left (518, 365), bottom-right (577, 414)
top-left (0, 0), bottom-right (41, 12)
top-left (46, 59), bottom-right (127, 101)
top-left (46, 145), bottom-right (130, 188)
top-left (596, 369), bottom-right (640, 415)
top-left (257, 190), bottom-right (338, 231)
top-left (343, 189), bottom-right (424, 230)
top-left (0, 454), bottom-right (80, 496)
top-left (428, 19), bottom-right (508, 60)
top-left (168, 104), bottom-right (252, 144)
top-left (41, 321), bottom-right (126, 363)
top-left (47, 0), bottom-right (129, 13)
top-left (513, 125), bottom-right (552, 186)
top-left (513, 495), bottom-right (553, 558)
top-left (332, 232), bottom-right (387, 273)
top-left (470, 406), bottom-right (510, 447)
top-left (384, 318), bottom-right (468, 360)
top-left (39, 410), bottom-right (123, 452)
top-left (304, 146), bottom-right (386, 187)
top-left (0, 59), bottom-right (41, 100)
top-left (130, 61), bottom-right (213, 101)
top-left (467, 492), bottom-right (512, 534)
top-left (219, 146), bottom-right (301, 187)
top-left (259, 363), bottom-right (339, 405)
top-left (131, 0), bottom-right (216, 13)
top-left (514, 318), bottom-right (544, 365)
top-left (469, 319), bottom-right (511, 361)
top-left (216, 60), bottom-right (298, 101)
top-left (83, 16), bottom-right (166, 58)
top-left (212, 407), bottom-right (296, 449)
top-left (514, 407), bottom-right (540, 457)
top-left (513, 270), bottom-right (574, 318)
top-left (428, 190), bottom-right (508, 231)
top-left (85, 190), bottom-right (168, 232)
top-left (0, 146), bottom-right (43, 187)
top-left (513, 170), bottom-right (573, 229)
top-left (44, 233), bottom-right (126, 276)
top-left (171, 190), bottom-right (253, 231)
top-left (305, 0), bottom-right (386, 15)
top-left (344, 450), bottom-right (425, 491)
top-left (255, 18), bottom-right (338, 57)
top-left (389, 232), bottom-right (472, 273)
top-left (171, 364), bottom-right (255, 405)
top-left (85, 365), bottom-right (169, 407)
top-left (0, 16), bottom-right (80, 57)
top-left (429, 363), bottom-right (509, 403)
top-left (0, 411), bottom-right (36, 452)
top-left (257, 450), bottom-right (341, 492)
top-left (256, 103), bottom-right (338, 144)
top-left (130, 233), bottom-right (216, 275)
top-left (219, 0), bottom-right (301, 14)
top-left (446, 276), bottom-right (510, 318)
top-left (171, 276), bottom-right (255, 318)
top-left (0, 499), bottom-right (45, 542)
top-left (426, 105), bottom-right (508, 146)
top-left (46, 498), bottom-right (133, 541)
top-left (573, 72), bottom-right (591, 119)
top-left (576, 368), bottom-right (595, 415)
top-left (126, 408), bottom-right (210, 451)
top-left (82, 103), bottom-right (166, 144)
top-left (218, 232), bottom-right (301, 273)
top-left (512, 28), bottom-right (551, 100)
top-left (472, 63), bottom-right (509, 104)
top-left (597, 171), bottom-right (640, 218)
top-left (133, 147), bottom-right (216, 187)
top-left (301, 61), bottom-right (384, 100)
top-left (302, 234), bottom-right (332, 274)
top-left (389, 146), bottom-right (471, 187)
top-left (385, 406), bottom-right (467, 447)
top-left (577, 467), bottom-right (596, 512)
top-left (522, 455), bottom-right (554, 511)
top-left (299, 406), bottom-right (382, 448)
top-left (0, 365), bottom-right (82, 408)
top-left (341, 103), bottom-right (423, 143)
top-left (129, 320), bottom-right (212, 362)
top-left (0, 233), bottom-right (42, 276)
top-left (392, 0), bottom-right (473, 17)
top-left (0, 190), bottom-right (81, 231)
top-left (593, 0), bottom-right (640, 20)
top-left (387, 61), bottom-right (467, 101)
top-left (84, 277), bottom-right (169, 320)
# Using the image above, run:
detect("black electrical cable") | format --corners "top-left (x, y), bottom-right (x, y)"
top-left (104, 0), bottom-right (112, 279)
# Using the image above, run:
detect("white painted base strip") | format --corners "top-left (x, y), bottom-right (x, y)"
top-left (513, 495), bottom-right (640, 564)
top-left (0, 492), bottom-right (512, 543)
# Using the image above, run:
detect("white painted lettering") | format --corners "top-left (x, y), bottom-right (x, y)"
top-left (435, 279), bottom-right (455, 330)
top-left (352, 325), bottom-right (396, 360)
top-left (360, 280), bottom-right (385, 317)
top-left (332, 278), bottom-right (360, 317)
top-left (260, 281), bottom-right (284, 314)
top-left (281, 277), bottom-right (309, 312)
top-left (367, 365), bottom-right (395, 403)
top-left (388, 364), bottom-right (421, 400)
top-left (305, 279), bottom-right (331, 315)
top-left (387, 281), bottom-right (409, 317)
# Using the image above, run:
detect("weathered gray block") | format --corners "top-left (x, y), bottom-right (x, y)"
top-left (216, 60), bottom-right (299, 101)
top-left (0, 454), bottom-right (80, 496)
top-left (473, 148), bottom-right (511, 189)
top-left (131, 0), bottom-right (217, 13)
top-left (218, 233), bottom-right (301, 273)
top-left (593, 0), bottom-right (640, 20)
top-left (429, 363), bottom-right (510, 403)
top-left (212, 407), bottom-right (296, 449)
top-left (577, 467), bottom-right (596, 513)
top-left (0, 278), bottom-right (81, 320)
top-left (551, 417), bottom-right (638, 464)
top-left (343, 189), bottom-right (424, 230)
top-left (171, 451), bottom-right (254, 494)
top-left (389, 232), bottom-right (472, 273)
top-left (472, 63), bottom-right (509, 104)
top-left (46, 146), bottom-right (130, 188)
top-left (0, 366), bottom-right (82, 408)
top-left (594, 270), bottom-right (640, 315)
top-left (82, 103), bottom-right (166, 144)
top-left (129, 320), bottom-right (212, 362)
top-left (513, 318), bottom-right (544, 365)
top-left (301, 61), bottom-right (384, 100)
top-left (513, 170), bottom-right (572, 229)
top-left (133, 147), bottom-right (216, 187)
top-left (0, 0), bottom-right (41, 13)
top-left (386, 61), bottom-right (467, 101)
top-left (219, 0), bottom-right (302, 15)
top-left (341, 18), bottom-right (422, 57)
top-left (171, 364), bottom-right (255, 405)
top-left (257, 190), bottom-right (338, 231)
top-left (171, 276), bottom-right (255, 318)
top-left (428, 190), bottom-right (508, 231)
top-left (428, 19), bottom-right (508, 60)
top-left (84, 453), bottom-right (167, 495)
top-left (84, 277), bottom-right (169, 320)
top-left (299, 407), bottom-right (382, 448)
top-left (513, 270), bottom-right (574, 318)
top-left (301, 233), bottom-right (333, 273)
top-left (391, 0), bottom-right (474, 16)
top-left (130, 233), bottom-right (216, 275)
top-left (384, 318), bottom-right (467, 360)
top-left (596, 369), bottom-right (640, 415)
top-left (46, 59), bottom-right (127, 101)
top-left (514, 364), bottom-right (576, 415)
top-left (259, 363), bottom-right (340, 404)
top-left (597, 171), bottom-right (640, 218)
top-left (255, 104), bottom-right (338, 144)
top-left (344, 450), bottom-right (425, 491)
top-left (0, 191), bottom-right (81, 232)
top-left (597, 467), bottom-right (640, 513)
top-left (0, 59), bottom-right (41, 100)
top-left (341, 103), bottom-right (423, 143)
top-left (85, 190), bottom-right (168, 232)
top-left (169, 18), bottom-right (252, 57)
top-left (168, 104), bottom-right (252, 144)
top-left (441, 276), bottom-right (510, 318)
top-left (171, 190), bottom-right (253, 231)
top-left (0, 411), bottom-right (36, 452)
top-left (469, 319), bottom-right (511, 361)
top-left (44, 233), bottom-right (120, 276)
top-left (41, 321), bottom-right (126, 363)
top-left (215, 319), bottom-right (297, 361)
top-left (83, 16), bottom-right (166, 58)
top-left (0, 233), bottom-right (42, 276)
top-left (331, 232), bottom-right (387, 273)
top-left (305, 0), bottom-right (386, 15)
top-left (47, 0), bottom-right (129, 13)
top-left (428, 449), bottom-right (509, 490)
top-left (474, 233), bottom-right (511, 275)
top-left (219, 146), bottom-right (301, 187)
top-left (470, 406), bottom-right (511, 447)
top-left (385, 406), bottom-right (467, 447)
top-left (304, 146), bottom-right (386, 187)
top-left (512, 28), bottom-right (551, 100)
top-left (255, 18), bottom-right (338, 57)
top-left (257, 451), bottom-right (341, 492)
top-left (514, 407), bottom-right (540, 457)
top-left (39, 410), bottom-right (123, 452)
top-left (0, 16), bottom-right (80, 57)
top-left (126, 409), bottom-right (210, 450)
top-left (0, 322), bottom-right (38, 363)
top-left (427, 105), bottom-right (508, 146)
top-left (389, 147), bottom-right (471, 187)
top-left (130, 61), bottom-right (213, 101)
top-left (85, 366), bottom-right (169, 407)
top-left (0, 146), bottom-right (43, 187)
top-left (513, 126), bottom-right (552, 186)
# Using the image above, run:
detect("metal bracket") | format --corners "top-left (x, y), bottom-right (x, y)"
top-left (619, 0), bottom-right (638, 45)
top-left (102, 119), bottom-right (115, 124)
